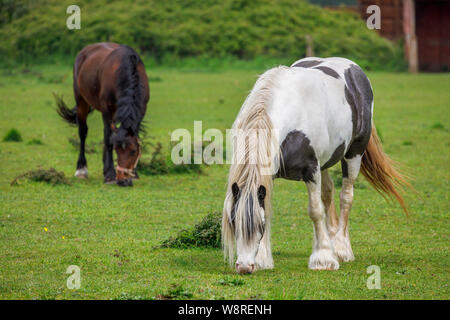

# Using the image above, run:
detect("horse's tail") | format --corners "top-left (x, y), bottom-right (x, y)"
top-left (54, 94), bottom-right (77, 125)
top-left (360, 124), bottom-right (411, 215)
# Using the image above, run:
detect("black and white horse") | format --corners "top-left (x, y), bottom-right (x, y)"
top-left (222, 57), bottom-right (409, 274)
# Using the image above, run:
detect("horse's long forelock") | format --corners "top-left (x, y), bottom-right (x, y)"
top-left (223, 67), bottom-right (284, 263)
top-left (114, 46), bottom-right (145, 141)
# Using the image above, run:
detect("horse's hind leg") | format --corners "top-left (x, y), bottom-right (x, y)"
top-left (333, 156), bottom-right (362, 262)
top-left (321, 170), bottom-right (339, 238)
top-left (74, 99), bottom-right (89, 178)
top-left (307, 170), bottom-right (339, 270)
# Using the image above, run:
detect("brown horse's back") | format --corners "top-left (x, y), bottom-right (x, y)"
top-left (74, 42), bottom-right (120, 111)
top-left (74, 43), bottom-right (149, 117)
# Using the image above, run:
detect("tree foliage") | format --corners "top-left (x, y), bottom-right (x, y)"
top-left (0, 0), bottom-right (405, 70)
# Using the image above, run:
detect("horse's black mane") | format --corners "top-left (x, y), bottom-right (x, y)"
top-left (113, 45), bottom-right (145, 143)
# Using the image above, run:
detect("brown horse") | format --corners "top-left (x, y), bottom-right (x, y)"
top-left (56, 42), bottom-right (149, 186)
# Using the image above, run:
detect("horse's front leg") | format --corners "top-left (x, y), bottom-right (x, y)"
top-left (332, 156), bottom-right (362, 262)
top-left (102, 114), bottom-right (116, 183)
top-left (307, 170), bottom-right (339, 270)
top-left (255, 224), bottom-right (274, 270)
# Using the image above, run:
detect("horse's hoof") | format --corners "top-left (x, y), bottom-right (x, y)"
top-left (308, 249), bottom-right (339, 270)
top-left (332, 234), bottom-right (355, 262)
top-left (117, 179), bottom-right (133, 187)
top-left (75, 167), bottom-right (88, 179)
top-left (104, 179), bottom-right (117, 185)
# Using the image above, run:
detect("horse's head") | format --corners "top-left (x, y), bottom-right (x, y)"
top-left (223, 182), bottom-right (267, 274)
top-left (111, 128), bottom-right (141, 187)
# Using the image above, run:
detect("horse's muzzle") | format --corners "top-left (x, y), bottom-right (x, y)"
top-left (236, 263), bottom-right (255, 274)
top-left (117, 178), bottom-right (133, 187)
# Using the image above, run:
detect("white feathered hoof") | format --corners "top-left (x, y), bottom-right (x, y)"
top-left (332, 235), bottom-right (355, 262)
top-left (308, 249), bottom-right (339, 270)
top-left (74, 167), bottom-right (88, 179)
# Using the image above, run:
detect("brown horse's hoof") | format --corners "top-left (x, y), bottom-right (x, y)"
top-left (117, 179), bottom-right (133, 187)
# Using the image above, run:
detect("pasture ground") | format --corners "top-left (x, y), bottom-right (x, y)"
top-left (0, 63), bottom-right (448, 299)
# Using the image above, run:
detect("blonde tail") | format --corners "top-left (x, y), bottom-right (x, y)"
top-left (360, 125), bottom-right (412, 215)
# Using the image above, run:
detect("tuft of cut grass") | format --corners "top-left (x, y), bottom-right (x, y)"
top-left (3, 128), bottom-right (22, 142)
top-left (11, 167), bottom-right (71, 186)
top-left (137, 142), bottom-right (202, 176)
top-left (431, 122), bottom-right (446, 130)
top-left (157, 284), bottom-right (193, 300)
top-left (157, 212), bottom-right (221, 249)
top-left (217, 277), bottom-right (245, 287)
top-left (27, 138), bottom-right (43, 145)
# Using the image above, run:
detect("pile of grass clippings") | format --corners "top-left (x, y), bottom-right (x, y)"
top-left (27, 138), bottom-right (43, 145)
top-left (11, 167), bottom-right (71, 186)
top-left (157, 212), bottom-right (221, 249)
top-left (3, 128), bottom-right (22, 142)
top-left (137, 142), bottom-right (202, 176)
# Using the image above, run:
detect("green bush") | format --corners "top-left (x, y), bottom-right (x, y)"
top-left (0, 0), bottom-right (406, 71)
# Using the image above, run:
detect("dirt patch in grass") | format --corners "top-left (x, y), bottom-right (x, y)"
top-left (11, 167), bottom-right (71, 186)
top-left (157, 211), bottom-right (221, 249)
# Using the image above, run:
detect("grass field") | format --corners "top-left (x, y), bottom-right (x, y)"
top-left (0, 62), bottom-right (449, 299)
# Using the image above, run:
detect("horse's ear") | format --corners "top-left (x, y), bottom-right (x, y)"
top-left (257, 185), bottom-right (266, 205)
top-left (232, 183), bottom-right (239, 200)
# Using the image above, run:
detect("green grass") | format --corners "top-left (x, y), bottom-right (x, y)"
top-left (0, 62), bottom-right (449, 299)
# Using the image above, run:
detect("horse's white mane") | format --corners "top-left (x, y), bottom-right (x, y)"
top-left (222, 66), bottom-right (286, 263)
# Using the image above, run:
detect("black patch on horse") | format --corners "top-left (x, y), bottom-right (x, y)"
top-left (113, 45), bottom-right (146, 144)
top-left (292, 60), bottom-right (322, 68)
top-left (321, 142), bottom-right (346, 170)
top-left (257, 185), bottom-right (266, 209)
top-left (230, 183), bottom-right (265, 241)
top-left (277, 130), bottom-right (318, 183)
top-left (341, 159), bottom-right (349, 178)
top-left (343, 64), bottom-right (373, 158)
top-left (246, 193), bottom-right (265, 240)
top-left (313, 66), bottom-right (340, 79)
